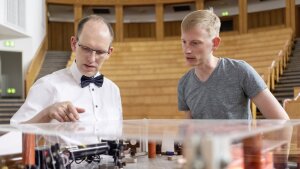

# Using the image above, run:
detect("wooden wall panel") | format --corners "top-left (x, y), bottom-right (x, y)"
top-left (156, 3), bottom-right (164, 40)
top-left (164, 16), bottom-right (239, 37)
top-left (110, 23), bottom-right (116, 40)
top-left (164, 21), bottom-right (181, 37)
top-left (48, 22), bottom-right (74, 51)
top-left (296, 5), bottom-right (300, 37)
top-left (248, 8), bottom-right (285, 29)
top-left (239, 0), bottom-right (247, 33)
top-left (124, 23), bottom-right (156, 38)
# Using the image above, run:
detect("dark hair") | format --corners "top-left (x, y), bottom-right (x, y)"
top-left (76, 15), bottom-right (114, 42)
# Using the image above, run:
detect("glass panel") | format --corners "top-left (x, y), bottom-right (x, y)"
top-left (0, 51), bottom-right (22, 99)
top-left (0, 119), bottom-right (299, 168)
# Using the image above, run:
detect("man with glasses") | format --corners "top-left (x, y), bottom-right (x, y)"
top-left (11, 15), bottom-right (122, 123)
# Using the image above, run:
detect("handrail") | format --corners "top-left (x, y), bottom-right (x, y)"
top-left (66, 52), bottom-right (75, 68)
top-left (295, 87), bottom-right (300, 98)
top-left (25, 36), bottom-right (48, 96)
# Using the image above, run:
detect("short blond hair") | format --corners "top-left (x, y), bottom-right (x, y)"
top-left (181, 10), bottom-right (221, 38)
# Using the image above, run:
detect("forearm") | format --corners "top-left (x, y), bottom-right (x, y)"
top-left (253, 89), bottom-right (290, 120)
top-left (22, 109), bottom-right (52, 123)
top-left (262, 101), bottom-right (290, 120)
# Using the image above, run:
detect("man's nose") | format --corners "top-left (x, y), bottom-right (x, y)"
top-left (88, 51), bottom-right (96, 62)
top-left (183, 46), bottom-right (192, 54)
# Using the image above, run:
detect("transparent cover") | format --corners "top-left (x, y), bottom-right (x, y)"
top-left (0, 119), bottom-right (299, 169)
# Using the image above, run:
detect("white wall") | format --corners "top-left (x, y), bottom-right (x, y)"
top-left (22, 0), bottom-right (46, 77)
top-left (0, 0), bottom-right (46, 97)
top-left (0, 0), bottom-right (4, 24)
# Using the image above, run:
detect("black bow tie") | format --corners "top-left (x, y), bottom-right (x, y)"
top-left (80, 75), bottom-right (104, 88)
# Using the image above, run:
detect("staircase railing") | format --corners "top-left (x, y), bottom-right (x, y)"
top-left (66, 52), bottom-right (75, 68)
top-left (25, 36), bottom-right (48, 96)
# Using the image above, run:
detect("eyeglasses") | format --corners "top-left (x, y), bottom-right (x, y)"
top-left (77, 42), bottom-right (110, 57)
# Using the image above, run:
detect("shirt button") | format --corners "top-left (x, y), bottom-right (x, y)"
top-left (92, 88), bottom-right (94, 91)
top-left (95, 105), bottom-right (98, 108)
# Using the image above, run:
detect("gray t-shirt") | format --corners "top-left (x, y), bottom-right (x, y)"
top-left (178, 58), bottom-right (267, 119)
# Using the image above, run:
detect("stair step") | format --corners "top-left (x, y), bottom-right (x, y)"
top-left (0, 98), bottom-right (22, 124)
top-left (41, 65), bottom-right (66, 68)
top-left (276, 97), bottom-right (291, 103)
top-left (277, 79), bottom-right (300, 84)
top-left (275, 82), bottom-right (300, 88)
top-left (0, 98), bottom-right (25, 102)
top-left (286, 61), bottom-right (300, 66)
top-left (284, 68), bottom-right (300, 72)
top-left (0, 118), bottom-right (10, 124)
top-left (288, 63), bottom-right (300, 66)
top-left (40, 67), bottom-right (66, 71)
top-left (282, 71), bottom-right (300, 76)
top-left (41, 65), bottom-right (67, 69)
top-left (291, 50), bottom-right (300, 53)
top-left (36, 51), bottom-right (71, 82)
top-left (279, 75), bottom-right (300, 80)
top-left (0, 103), bottom-right (21, 107)
top-left (273, 88), bottom-right (293, 92)
top-left (0, 107), bottom-right (19, 112)
top-left (273, 38), bottom-right (300, 103)
top-left (288, 57), bottom-right (300, 61)
top-left (48, 56), bottom-right (70, 58)
top-left (288, 58), bottom-right (300, 61)
top-left (0, 113), bottom-right (14, 117)
top-left (43, 60), bottom-right (69, 63)
top-left (47, 51), bottom-right (71, 54)
top-left (274, 92), bottom-right (293, 97)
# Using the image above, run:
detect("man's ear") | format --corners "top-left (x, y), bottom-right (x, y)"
top-left (212, 37), bottom-right (221, 51)
top-left (70, 36), bottom-right (77, 52)
top-left (107, 46), bottom-right (114, 59)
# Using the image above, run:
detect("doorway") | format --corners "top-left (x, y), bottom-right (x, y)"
top-left (0, 51), bottom-right (23, 99)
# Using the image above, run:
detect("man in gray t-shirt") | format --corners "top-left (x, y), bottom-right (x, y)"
top-left (178, 10), bottom-right (289, 119)
top-left (178, 58), bottom-right (266, 119)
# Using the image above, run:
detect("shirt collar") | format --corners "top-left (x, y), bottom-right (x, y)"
top-left (70, 61), bottom-right (101, 85)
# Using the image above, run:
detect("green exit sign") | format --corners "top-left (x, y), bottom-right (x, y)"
top-left (4, 40), bottom-right (15, 47)
top-left (7, 88), bottom-right (16, 94)
top-left (222, 11), bottom-right (229, 16)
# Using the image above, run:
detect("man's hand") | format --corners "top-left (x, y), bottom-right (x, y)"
top-left (283, 94), bottom-right (300, 108)
top-left (283, 99), bottom-right (293, 109)
top-left (45, 102), bottom-right (85, 122)
top-left (25, 101), bottom-right (85, 123)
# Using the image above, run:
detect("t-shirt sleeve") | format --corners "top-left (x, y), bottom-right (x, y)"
top-left (238, 61), bottom-right (267, 99)
top-left (178, 78), bottom-right (190, 111)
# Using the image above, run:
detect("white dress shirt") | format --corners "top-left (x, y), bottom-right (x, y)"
top-left (10, 62), bottom-right (122, 124)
